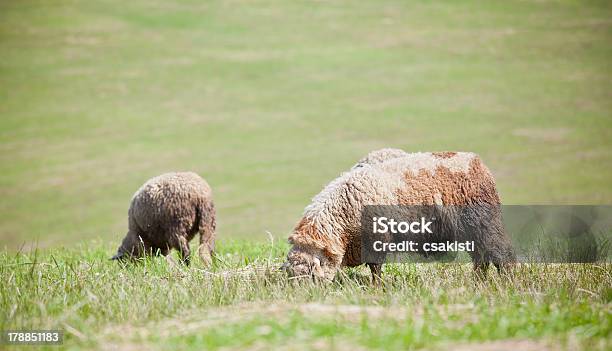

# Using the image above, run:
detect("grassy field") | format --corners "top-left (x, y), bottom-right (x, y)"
top-left (1, 0), bottom-right (611, 350)
top-left (1, 242), bottom-right (610, 350)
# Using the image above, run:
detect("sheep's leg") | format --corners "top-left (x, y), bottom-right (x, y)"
top-left (462, 204), bottom-right (515, 278)
top-left (121, 216), bottom-right (149, 259)
top-left (473, 261), bottom-right (490, 279)
top-left (198, 202), bottom-right (216, 267)
top-left (136, 237), bottom-right (153, 258)
top-left (150, 245), bottom-right (169, 257)
top-left (480, 214), bottom-right (515, 276)
top-left (492, 244), bottom-right (515, 275)
top-left (494, 262), bottom-right (511, 274)
top-left (367, 263), bottom-right (382, 285)
top-left (176, 236), bottom-right (191, 266)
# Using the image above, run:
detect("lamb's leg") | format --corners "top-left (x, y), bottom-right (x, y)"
top-left (462, 204), bottom-right (515, 277)
top-left (176, 236), bottom-right (191, 266)
top-left (119, 216), bottom-right (149, 259)
top-left (471, 244), bottom-right (515, 278)
top-left (198, 202), bottom-right (216, 267)
top-left (494, 262), bottom-right (512, 274)
top-left (463, 221), bottom-right (492, 278)
top-left (473, 261), bottom-right (490, 279)
top-left (492, 241), bottom-right (515, 274)
top-left (134, 235), bottom-right (152, 259)
top-left (481, 208), bottom-right (515, 275)
top-left (367, 263), bottom-right (382, 285)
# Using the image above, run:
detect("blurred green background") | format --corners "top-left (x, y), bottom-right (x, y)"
top-left (1, 0), bottom-right (611, 249)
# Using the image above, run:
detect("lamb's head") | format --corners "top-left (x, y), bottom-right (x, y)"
top-left (111, 232), bottom-right (143, 261)
top-left (282, 246), bottom-right (337, 281)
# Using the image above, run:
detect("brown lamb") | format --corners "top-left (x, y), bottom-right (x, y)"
top-left (112, 172), bottom-right (216, 266)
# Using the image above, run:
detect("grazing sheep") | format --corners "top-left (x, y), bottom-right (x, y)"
top-left (284, 150), bottom-right (514, 282)
top-left (112, 172), bottom-right (216, 266)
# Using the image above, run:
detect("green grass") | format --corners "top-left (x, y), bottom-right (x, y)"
top-left (1, 242), bottom-right (610, 350)
top-left (1, 0), bottom-right (611, 249)
top-left (1, 0), bottom-right (611, 349)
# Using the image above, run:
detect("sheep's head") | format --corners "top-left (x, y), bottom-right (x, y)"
top-left (282, 246), bottom-right (337, 281)
top-left (111, 232), bottom-right (143, 261)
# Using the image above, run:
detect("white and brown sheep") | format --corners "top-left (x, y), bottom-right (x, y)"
top-left (112, 172), bottom-right (216, 266)
top-left (284, 150), bottom-right (514, 282)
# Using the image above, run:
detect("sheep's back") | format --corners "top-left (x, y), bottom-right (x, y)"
top-left (379, 152), bottom-right (499, 206)
top-left (129, 172), bottom-right (212, 238)
top-left (352, 148), bottom-right (407, 169)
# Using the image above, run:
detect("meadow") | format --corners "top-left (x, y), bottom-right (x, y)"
top-left (1, 0), bottom-right (611, 349)
top-left (1, 243), bottom-right (610, 350)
